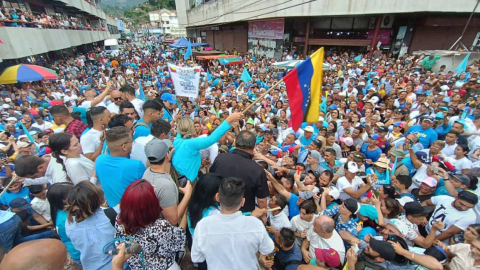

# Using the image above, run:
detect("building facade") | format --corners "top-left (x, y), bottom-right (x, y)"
top-left (148, 9), bottom-right (186, 38)
top-left (0, 0), bottom-right (120, 66)
top-left (175, 0), bottom-right (480, 58)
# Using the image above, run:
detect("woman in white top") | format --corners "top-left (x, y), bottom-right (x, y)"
top-left (49, 133), bottom-right (95, 185)
top-left (447, 144), bottom-right (472, 174)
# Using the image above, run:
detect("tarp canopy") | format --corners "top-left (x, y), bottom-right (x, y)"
top-left (169, 37), bottom-right (189, 48)
top-left (195, 55), bottom-right (243, 65)
top-left (192, 42), bottom-right (209, 47)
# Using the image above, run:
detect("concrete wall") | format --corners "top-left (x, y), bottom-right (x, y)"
top-left (180, 0), bottom-right (480, 27)
top-left (56, 0), bottom-right (106, 19)
top-left (0, 28), bottom-right (119, 60)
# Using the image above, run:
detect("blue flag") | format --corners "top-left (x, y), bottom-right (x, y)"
top-left (240, 67), bottom-right (252, 83)
top-left (206, 69), bottom-right (213, 82)
top-left (184, 41), bottom-right (192, 60)
top-left (455, 53), bottom-right (471, 75)
top-left (354, 54), bottom-right (362, 62)
top-left (18, 122), bottom-right (39, 152)
top-left (137, 81), bottom-right (146, 101)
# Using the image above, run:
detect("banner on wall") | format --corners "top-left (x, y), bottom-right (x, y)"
top-left (248, 18), bottom-right (285, 40)
top-left (168, 64), bottom-right (201, 98)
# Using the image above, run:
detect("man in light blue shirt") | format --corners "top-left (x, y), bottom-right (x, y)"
top-left (96, 127), bottom-right (146, 207)
top-left (406, 116), bottom-right (438, 148)
top-left (133, 100), bottom-right (164, 140)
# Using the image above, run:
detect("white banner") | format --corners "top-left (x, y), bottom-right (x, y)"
top-left (168, 64), bottom-right (201, 98)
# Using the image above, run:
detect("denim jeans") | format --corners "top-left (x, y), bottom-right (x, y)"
top-left (19, 229), bottom-right (57, 244)
top-left (0, 215), bottom-right (22, 251)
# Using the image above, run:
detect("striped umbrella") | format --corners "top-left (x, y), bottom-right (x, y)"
top-left (0, 64), bottom-right (58, 84)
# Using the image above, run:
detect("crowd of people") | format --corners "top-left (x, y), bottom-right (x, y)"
top-left (0, 35), bottom-right (479, 270)
top-left (0, 6), bottom-right (104, 30)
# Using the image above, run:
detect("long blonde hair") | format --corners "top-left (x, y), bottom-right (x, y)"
top-left (177, 118), bottom-right (196, 139)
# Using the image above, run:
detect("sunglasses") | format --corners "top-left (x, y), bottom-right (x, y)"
top-left (113, 97), bottom-right (122, 101)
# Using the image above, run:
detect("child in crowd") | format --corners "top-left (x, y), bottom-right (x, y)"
top-left (392, 175), bottom-right (416, 200)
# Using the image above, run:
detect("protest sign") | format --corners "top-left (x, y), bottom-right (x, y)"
top-left (168, 64), bottom-right (201, 98)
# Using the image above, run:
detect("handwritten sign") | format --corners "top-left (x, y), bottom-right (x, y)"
top-left (168, 64), bottom-right (201, 98)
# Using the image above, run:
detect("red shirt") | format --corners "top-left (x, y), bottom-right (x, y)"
top-left (65, 120), bottom-right (88, 139)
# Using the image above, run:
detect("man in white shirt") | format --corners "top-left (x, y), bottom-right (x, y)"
top-left (31, 115), bottom-right (53, 132)
top-left (15, 155), bottom-right (67, 186)
top-left (191, 177), bottom-right (273, 270)
top-left (119, 84), bottom-right (144, 118)
top-left (336, 161), bottom-right (372, 201)
top-left (106, 90), bottom-right (123, 115)
top-left (423, 191), bottom-right (478, 244)
top-left (130, 119), bottom-right (171, 167)
top-left (80, 106), bottom-right (111, 161)
top-left (442, 131), bottom-right (459, 157)
top-left (301, 215), bottom-right (346, 266)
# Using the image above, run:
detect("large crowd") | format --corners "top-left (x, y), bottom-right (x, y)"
top-left (0, 35), bottom-right (479, 270)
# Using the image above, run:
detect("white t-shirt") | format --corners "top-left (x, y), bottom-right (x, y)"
top-left (31, 121), bottom-right (53, 132)
top-left (306, 226), bottom-right (345, 264)
top-left (268, 211), bottom-right (291, 231)
top-left (130, 134), bottom-right (155, 167)
top-left (64, 155), bottom-right (94, 185)
top-left (290, 214), bottom-right (316, 246)
top-left (448, 156), bottom-right (472, 172)
top-left (106, 102), bottom-right (120, 114)
top-left (31, 197), bottom-right (51, 222)
top-left (441, 143), bottom-right (458, 157)
top-left (80, 100), bottom-right (107, 109)
top-left (336, 176), bottom-right (365, 201)
top-left (427, 196), bottom-right (476, 240)
top-left (412, 164), bottom-right (428, 189)
top-left (80, 128), bottom-right (102, 154)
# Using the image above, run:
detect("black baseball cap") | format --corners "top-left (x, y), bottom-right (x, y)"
top-left (458, 190), bottom-right (479, 205)
top-left (312, 139), bottom-right (323, 149)
top-left (403, 201), bottom-right (432, 216)
top-left (378, 126), bottom-right (389, 133)
top-left (307, 170), bottom-right (321, 181)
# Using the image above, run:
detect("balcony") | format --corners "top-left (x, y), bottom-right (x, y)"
top-left (0, 27), bottom-right (119, 60)
top-left (52, 0), bottom-right (106, 19)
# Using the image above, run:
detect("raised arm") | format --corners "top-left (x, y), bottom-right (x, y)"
top-left (91, 81), bottom-right (112, 107)
top-left (187, 113), bottom-right (241, 151)
top-left (265, 169), bottom-right (291, 200)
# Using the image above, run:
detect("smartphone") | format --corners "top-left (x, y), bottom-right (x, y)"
top-left (353, 244), bottom-right (360, 254)
top-left (431, 165), bottom-right (439, 173)
top-left (0, 152), bottom-right (5, 159)
top-left (178, 175), bottom-right (188, 188)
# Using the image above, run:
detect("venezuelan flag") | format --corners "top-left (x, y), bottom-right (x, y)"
top-left (284, 47), bottom-right (324, 131)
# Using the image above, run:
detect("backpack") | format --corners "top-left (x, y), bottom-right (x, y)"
top-left (134, 120), bottom-right (149, 130)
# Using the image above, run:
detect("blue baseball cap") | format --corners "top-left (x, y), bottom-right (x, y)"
top-left (435, 112), bottom-right (444, 119)
top-left (370, 133), bottom-right (380, 140)
top-left (161, 93), bottom-right (176, 104)
top-left (424, 116), bottom-right (435, 122)
top-left (329, 104), bottom-right (338, 110)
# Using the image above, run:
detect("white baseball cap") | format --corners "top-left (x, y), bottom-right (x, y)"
top-left (346, 161), bottom-right (359, 173)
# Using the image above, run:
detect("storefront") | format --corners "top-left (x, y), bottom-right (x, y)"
top-left (247, 18), bottom-right (286, 59)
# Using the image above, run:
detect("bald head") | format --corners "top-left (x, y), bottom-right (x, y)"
top-left (0, 239), bottom-right (67, 270)
top-left (111, 90), bottom-right (123, 105)
top-left (316, 215), bottom-right (335, 234)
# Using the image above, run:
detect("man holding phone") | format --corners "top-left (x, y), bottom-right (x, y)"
top-left (143, 138), bottom-right (192, 226)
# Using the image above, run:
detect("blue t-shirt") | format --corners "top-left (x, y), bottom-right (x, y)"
top-left (56, 210), bottom-right (81, 262)
top-left (95, 155), bottom-right (146, 206)
top-left (133, 119), bottom-right (151, 140)
top-left (72, 107), bottom-right (88, 124)
top-left (287, 193), bottom-right (300, 219)
top-left (0, 187), bottom-right (31, 207)
top-left (0, 165), bottom-right (14, 178)
top-left (406, 125), bottom-right (438, 148)
top-left (360, 144), bottom-right (382, 167)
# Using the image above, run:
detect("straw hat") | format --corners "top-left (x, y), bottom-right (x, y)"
top-left (374, 157), bottom-right (390, 169)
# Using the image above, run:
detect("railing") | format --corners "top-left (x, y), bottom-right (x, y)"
top-left (0, 19), bottom-right (105, 31)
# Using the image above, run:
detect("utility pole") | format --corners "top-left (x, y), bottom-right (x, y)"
top-left (449, 0), bottom-right (480, 51)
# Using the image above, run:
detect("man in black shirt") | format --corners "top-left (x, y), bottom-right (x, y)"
top-left (210, 130), bottom-right (269, 212)
top-left (411, 177), bottom-right (437, 203)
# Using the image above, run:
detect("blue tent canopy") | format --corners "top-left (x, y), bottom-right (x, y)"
top-left (169, 37), bottom-right (189, 48)
top-left (169, 37), bottom-right (209, 48)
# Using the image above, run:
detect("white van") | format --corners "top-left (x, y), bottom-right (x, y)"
top-left (104, 39), bottom-right (120, 57)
